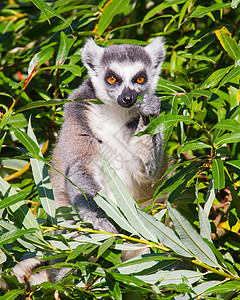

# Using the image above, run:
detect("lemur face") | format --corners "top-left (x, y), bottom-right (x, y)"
top-left (81, 38), bottom-right (166, 107)
top-left (104, 61), bottom-right (149, 108)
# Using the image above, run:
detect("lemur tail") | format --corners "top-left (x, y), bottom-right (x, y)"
top-left (11, 258), bottom-right (49, 285)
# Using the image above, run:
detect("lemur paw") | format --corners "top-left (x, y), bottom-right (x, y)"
top-left (137, 94), bottom-right (161, 117)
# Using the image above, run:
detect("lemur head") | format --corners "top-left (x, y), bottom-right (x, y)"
top-left (81, 38), bottom-right (165, 108)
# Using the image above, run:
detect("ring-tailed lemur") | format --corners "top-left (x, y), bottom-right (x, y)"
top-left (51, 37), bottom-right (167, 233)
top-left (11, 38), bottom-right (168, 284)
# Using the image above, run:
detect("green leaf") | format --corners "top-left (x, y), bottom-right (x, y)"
top-left (213, 119), bottom-right (240, 132)
top-left (136, 115), bottom-right (198, 136)
top-left (202, 65), bottom-right (233, 89)
top-left (0, 289), bottom-right (24, 300)
top-left (9, 126), bottom-right (40, 159)
top-left (204, 280), bottom-right (240, 294)
top-left (212, 157), bottom-right (225, 190)
top-left (218, 65), bottom-right (240, 88)
top-left (215, 27), bottom-right (239, 61)
top-left (137, 269), bottom-right (203, 285)
top-left (138, 210), bottom-right (192, 258)
top-left (204, 179), bottom-right (217, 216)
top-left (66, 243), bottom-right (92, 262)
top-left (14, 99), bottom-right (72, 113)
top-left (27, 119), bottom-right (55, 221)
top-left (0, 191), bottom-right (28, 210)
top-left (216, 132), bottom-right (240, 145)
top-left (94, 191), bottom-right (139, 235)
top-left (0, 132), bottom-right (7, 154)
top-left (0, 228), bottom-right (36, 246)
top-left (0, 177), bottom-right (44, 242)
top-left (106, 275), bottom-right (122, 300)
top-left (30, 0), bottom-right (68, 24)
top-left (100, 151), bottom-right (157, 242)
top-left (198, 205), bottom-right (212, 242)
top-left (178, 141), bottom-right (212, 154)
top-left (190, 3), bottom-right (231, 19)
top-left (28, 47), bottom-right (54, 76)
top-left (101, 249), bottom-right (122, 264)
top-left (167, 203), bottom-right (219, 268)
top-left (225, 160), bottom-right (240, 175)
top-left (56, 31), bottom-right (76, 65)
top-left (97, 236), bottom-right (115, 258)
top-left (143, 0), bottom-right (186, 21)
top-left (42, 64), bottom-right (82, 76)
top-left (97, 0), bottom-right (129, 37)
top-left (0, 112), bottom-right (13, 130)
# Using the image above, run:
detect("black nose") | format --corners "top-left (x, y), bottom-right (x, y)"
top-left (117, 88), bottom-right (137, 108)
top-left (122, 96), bottom-right (132, 104)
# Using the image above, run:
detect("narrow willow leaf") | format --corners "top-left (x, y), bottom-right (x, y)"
top-left (0, 191), bottom-right (28, 210)
top-left (198, 205), bottom-right (212, 242)
top-left (136, 115), bottom-right (198, 137)
top-left (216, 132), bottom-right (240, 145)
top-left (202, 65), bottom-right (233, 89)
top-left (138, 210), bottom-right (192, 258)
top-left (101, 249), bottom-right (122, 264)
top-left (30, 0), bottom-right (68, 24)
top-left (204, 280), bottom-right (240, 294)
top-left (219, 65), bottom-right (240, 88)
top-left (213, 119), bottom-right (240, 132)
top-left (27, 119), bottom-right (55, 221)
top-left (215, 27), bottom-right (239, 61)
top-left (97, 0), bottom-right (129, 36)
top-left (154, 159), bottom-right (207, 200)
top-left (0, 177), bottom-right (43, 241)
top-left (56, 31), bottom-right (75, 65)
top-left (178, 141), bottom-right (212, 154)
top-left (0, 290), bottom-right (25, 300)
top-left (191, 89), bottom-right (214, 99)
top-left (0, 132), bottom-right (6, 154)
top-left (190, 3), bottom-right (231, 18)
top-left (94, 191), bottom-right (139, 235)
top-left (167, 203), bottom-right (219, 268)
top-left (100, 151), bottom-right (157, 242)
top-left (15, 99), bottom-right (73, 113)
top-left (137, 270), bottom-right (203, 285)
top-left (0, 228), bottom-right (36, 246)
top-left (204, 179), bottom-right (217, 216)
top-left (143, 0), bottom-right (185, 21)
top-left (0, 112), bottom-right (13, 130)
top-left (28, 47), bottom-right (54, 76)
top-left (10, 126), bottom-right (40, 159)
top-left (41, 64), bottom-right (82, 76)
top-left (97, 236), bottom-right (115, 258)
top-left (227, 104), bottom-right (240, 120)
top-left (66, 244), bottom-right (91, 262)
top-left (225, 160), bottom-right (240, 175)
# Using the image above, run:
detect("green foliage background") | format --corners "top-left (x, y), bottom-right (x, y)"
top-left (1, 0), bottom-right (240, 299)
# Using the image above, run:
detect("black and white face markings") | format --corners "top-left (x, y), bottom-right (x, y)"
top-left (104, 62), bottom-right (149, 108)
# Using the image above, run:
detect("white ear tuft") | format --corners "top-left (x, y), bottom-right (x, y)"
top-left (145, 37), bottom-right (166, 69)
top-left (81, 39), bottom-right (104, 72)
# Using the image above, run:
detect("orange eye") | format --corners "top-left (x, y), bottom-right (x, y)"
top-left (137, 77), bottom-right (145, 84)
top-left (107, 76), bottom-right (117, 84)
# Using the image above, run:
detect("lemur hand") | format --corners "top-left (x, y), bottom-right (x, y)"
top-left (136, 94), bottom-right (161, 125)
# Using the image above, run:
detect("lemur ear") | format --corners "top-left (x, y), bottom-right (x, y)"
top-left (145, 37), bottom-right (166, 69)
top-left (81, 39), bottom-right (104, 72)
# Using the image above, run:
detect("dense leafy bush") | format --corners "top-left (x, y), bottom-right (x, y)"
top-left (1, 0), bottom-right (240, 299)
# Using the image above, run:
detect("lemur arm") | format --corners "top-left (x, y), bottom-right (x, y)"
top-left (132, 94), bottom-right (166, 182)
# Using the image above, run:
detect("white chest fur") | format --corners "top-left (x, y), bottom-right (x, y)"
top-left (87, 103), bottom-right (146, 199)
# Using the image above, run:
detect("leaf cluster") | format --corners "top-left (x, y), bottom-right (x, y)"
top-left (1, 0), bottom-right (240, 299)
